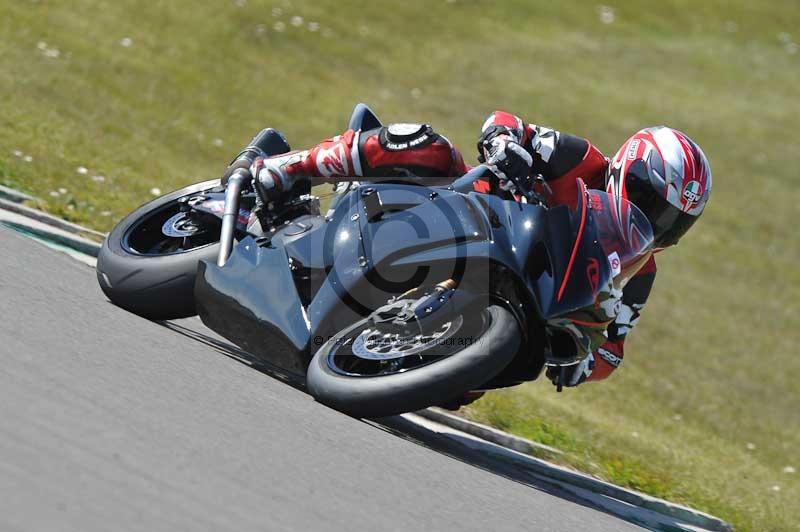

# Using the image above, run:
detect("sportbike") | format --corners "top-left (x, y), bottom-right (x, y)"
top-left (97, 104), bottom-right (653, 417)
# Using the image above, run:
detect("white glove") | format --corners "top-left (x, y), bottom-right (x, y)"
top-left (567, 352), bottom-right (595, 386)
top-left (483, 135), bottom-right (534, 180)
top-left (250, 157), bottom-right (292, 197)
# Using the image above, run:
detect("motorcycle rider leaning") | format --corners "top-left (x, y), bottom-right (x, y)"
top-left (242, 111), bottom-right (712, 391)
top-left (477, 111), bottom-right (712, 387)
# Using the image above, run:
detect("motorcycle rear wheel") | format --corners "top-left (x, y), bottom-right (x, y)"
top-left (306, 305), bottom-right (520, 418)
top-left (96, 179), bottom-right (222, 320)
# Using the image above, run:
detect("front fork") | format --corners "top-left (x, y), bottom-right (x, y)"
top-left (217, 169), bottom-right (252, 266)
top-left (217, 127), bottom-right (291, 266)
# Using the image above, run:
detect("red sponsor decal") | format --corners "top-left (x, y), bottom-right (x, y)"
top-left (586, 257), bottom-right (600, 294)
top-left (557, 181), bottom-right (588, 302)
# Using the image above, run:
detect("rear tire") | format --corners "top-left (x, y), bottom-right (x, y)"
top-left (96, 179), bottom-right (222, 320)
top-left (306, 305), bottom-right (520, 418)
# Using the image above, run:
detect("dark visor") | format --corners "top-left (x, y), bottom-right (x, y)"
top-left (625, 173), bottom-right (697, 247)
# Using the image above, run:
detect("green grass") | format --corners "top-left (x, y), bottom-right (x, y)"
top-left (1, 1), bottom-right (798, 529)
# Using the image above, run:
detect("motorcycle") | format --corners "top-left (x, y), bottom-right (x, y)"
top-left (96, 103), bottom-right (654, 418)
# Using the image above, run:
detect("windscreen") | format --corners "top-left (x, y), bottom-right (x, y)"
top-left (587, 189), bottom-right (655, 289)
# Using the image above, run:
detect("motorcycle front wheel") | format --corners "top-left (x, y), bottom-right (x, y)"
top-left (306, 305), bottom-right (520, 418)
top-left (96, 179), bottom-right (222, 320)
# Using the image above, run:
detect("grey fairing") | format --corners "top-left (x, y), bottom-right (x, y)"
top-left (195, 184), bottom-right (579, 373)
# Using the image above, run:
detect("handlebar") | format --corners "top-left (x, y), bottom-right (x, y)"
top-left (228, 128), bottom-right (284, 172)
top-left (217, 169), bottom-right (252, 267)
top-left (499, 170), bottom-right (549, 206)
top-left (217, 128), bottom-right (294, 266)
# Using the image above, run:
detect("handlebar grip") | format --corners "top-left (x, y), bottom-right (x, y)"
top-left (248, 128), bottom-right (283, 158)
top-left (231, 128), bottom-right (277, 166)
top-left (223, 128), bottom-right (289, 184)
top-left (234, 128), bottom-right (291, 166)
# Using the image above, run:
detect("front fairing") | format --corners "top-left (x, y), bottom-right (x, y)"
top-left (536, 199), bottom-right (617, 359)
top-left (533, 181), bottom-right (655, 362)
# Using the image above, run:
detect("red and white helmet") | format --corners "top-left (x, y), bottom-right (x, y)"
top-left (606, 126), bottom-right (712, 248)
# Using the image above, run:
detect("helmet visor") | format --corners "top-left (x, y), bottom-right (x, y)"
top-left (625, 172), bottom-right (697, 248)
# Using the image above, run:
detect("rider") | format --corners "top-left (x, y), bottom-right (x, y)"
top-left (477, 111), bottom-right (712, 387)
top-left (245, 111), bottom-right (712, 390)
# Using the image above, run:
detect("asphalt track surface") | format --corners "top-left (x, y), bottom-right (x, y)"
top-left (0, 227), bottom-right (642, 532)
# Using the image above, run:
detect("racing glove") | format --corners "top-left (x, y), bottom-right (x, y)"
top-left (250, 155), bottom-right (309, 205)
top-left (477, 125), bottom-right (533, 182)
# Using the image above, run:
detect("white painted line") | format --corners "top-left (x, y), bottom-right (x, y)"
top-left (0, 184), bottom-right (37, 203)
top-left (402, 413), bottom-right (732, 532)
top-left (416, 407), bottom-right (563, 455)
top-left (0, 197), bottom-right (107, 240)
top-left (0, 206), bottom-right (100, 265)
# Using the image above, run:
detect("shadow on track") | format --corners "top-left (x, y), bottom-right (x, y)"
top-left (159, 318), bottom-right (307, 392)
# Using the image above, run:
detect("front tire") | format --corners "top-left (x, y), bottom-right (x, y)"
top-left (96, 179), bottom-right (222, 320)
top-left (306, 305), bottom-right (520, 418)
